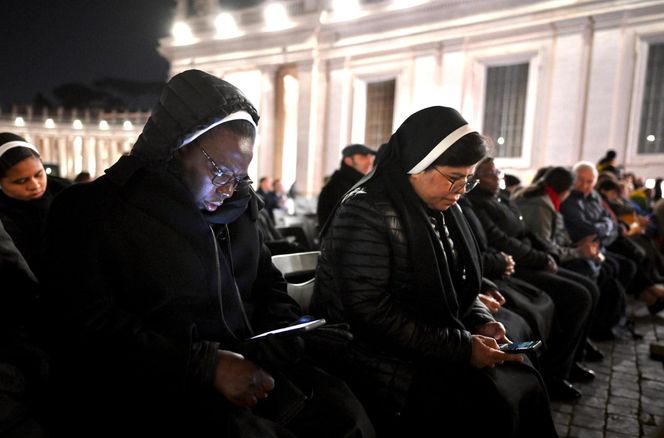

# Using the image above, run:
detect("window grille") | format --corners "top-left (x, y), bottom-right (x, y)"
top-left (365, 79), bottom-right (395, 148)
top-left (482, 63), bottom-right (529, 158)
top-left (638, 42), bottom-right (664, 154)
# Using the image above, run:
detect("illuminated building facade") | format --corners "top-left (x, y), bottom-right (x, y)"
top-left (0, 106), bottom-right (148, 179)
top-left (162, 0), bottom-right (664, 194)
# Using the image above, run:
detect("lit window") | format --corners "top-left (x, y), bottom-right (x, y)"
top-left (72, 119), bottom-right (84, 130)
top-left (44, 118), bottom-right (56, 129)
top-left (99, 120), bottom-right (110, 130)
top-left (123, 121), bottom-right (133, 130)
top-left (638, 43), bottom-right (664, 154)
top-left (483, 63), bottom-right (529, 158)
top-left (365, 79), bottom-right (395, 148)
top-left (14, 117), bottom-right (25, 127)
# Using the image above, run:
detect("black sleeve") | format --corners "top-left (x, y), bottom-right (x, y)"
top-left (324, 195), bottom-right (473, 365)
top-left (41, 189), bottom-right (212, 394)
top-left (473, 207), bottom-right (550, 269)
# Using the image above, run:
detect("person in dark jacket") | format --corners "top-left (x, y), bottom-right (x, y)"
top-left (562, 162), bottom-right (664, 315)
top-left (515, 167), bottom-right (626, 340)
top-left (0, 133), bottom-right (70, 275)
top-left (312, 106), bottom-right (556, 438)
top-left (40, 70), bottom-right (374, 438)
top-left (466, 157), bottom-right (599, 401)
top-left (459, 198), bottom-right (556, 361)
top-left (316, 144), bottom-right (376, 227)
top-left (0, 219), bottom-right (48, 438)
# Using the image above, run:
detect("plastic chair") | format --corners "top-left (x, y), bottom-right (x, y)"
top-left (271, 251), bottom-right (320, 312)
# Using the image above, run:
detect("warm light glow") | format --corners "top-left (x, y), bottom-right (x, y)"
top-left (14, 117), bottom-right (25, 127)
top-left (392, 0), bottom-right (428, 9)
top-left (497, 136), bottom-right (505, 145)
top-left (331, 0), bottom-right (362, 21)
top-left (647, 134), bottom-right (656, 142)
top-left (172, 21), bottom-right (196, 46)
top-left (99, 120), bottom-right (110, 130)
top-left (215, 12), bottom-right (243, 39)
top-left (72, 119), bottom-right (83, 130)
top-left (281, 74), bottom-right (299, 191)
top-left (44, 118), bottom-right (56, 129)
top-left (263, 2), bottom-right (292, 31)
top-left (123, 120), bottom-right (133, 130)
top-left (73, 136), bottom-right (83, 175)
top-left (645, 178), bottom-right (656, 189)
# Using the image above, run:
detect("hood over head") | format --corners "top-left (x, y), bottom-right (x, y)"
top-left (131, 69), bottom-right (259, 163)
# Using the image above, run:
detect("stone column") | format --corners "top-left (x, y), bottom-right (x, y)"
top-left (257, 65), bottom-right (277, 182)
top-left (296, 57), bottom-right (327, 198)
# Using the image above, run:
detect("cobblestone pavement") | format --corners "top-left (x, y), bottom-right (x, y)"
top-left (551, 299), bottom-right (664, 438)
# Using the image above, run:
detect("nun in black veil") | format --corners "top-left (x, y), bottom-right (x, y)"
top-left (311, 106), bottom-right (557, 437)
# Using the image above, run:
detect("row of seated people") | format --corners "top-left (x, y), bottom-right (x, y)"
top-left (306, 127), bottom-right (664, 437)
top-left (2, 74), bottom-right (663, 437)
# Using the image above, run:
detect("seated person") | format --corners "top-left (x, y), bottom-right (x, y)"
top-left (312, 106), bottom-right (557, 437)
top-left (466, 158), bottom-right (599, 400)
top-left (0, 218), bottom-right (48, 437)
top-left (40, 69), bottom-right (374, 438)
top-left (515, 167), bottom-right (625, 341)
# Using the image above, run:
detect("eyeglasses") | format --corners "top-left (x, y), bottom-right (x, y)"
top-left (198, 144), bottom-right (251, 189)
top-left (432, 167), bottom-right (479, 194)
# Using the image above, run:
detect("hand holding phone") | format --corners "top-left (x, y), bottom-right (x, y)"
top-left (499, 340), bottom-right (542, 354)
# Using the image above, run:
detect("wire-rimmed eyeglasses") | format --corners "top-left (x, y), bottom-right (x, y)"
top-left (198, 144), bottom-right (252, 189)
top-left (432, 167), bottom-right (479, 194)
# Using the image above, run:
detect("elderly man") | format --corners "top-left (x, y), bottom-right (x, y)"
top-left (317, 144), bottom-right (376, 227)
top-left (561, 161), bottom-right (664, 318)
top-left (40, 69), bottom-right (374, 438)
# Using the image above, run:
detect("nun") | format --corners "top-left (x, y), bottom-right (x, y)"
top-left (311, 106), bottom-right (557, 437)
top-left (0, 133), bottom-right (70, 274)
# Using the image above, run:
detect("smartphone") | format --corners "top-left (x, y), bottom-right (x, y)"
top-left (500, 340), bottom-right (542, 354)
top-left (249, 318), bottom-right (326, 340)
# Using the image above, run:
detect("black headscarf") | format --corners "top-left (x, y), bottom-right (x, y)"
top-left (330, 106), bottom-right (484, 324)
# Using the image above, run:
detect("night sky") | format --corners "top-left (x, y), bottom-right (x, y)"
top-left (0, 0), bottom-right (265, 108)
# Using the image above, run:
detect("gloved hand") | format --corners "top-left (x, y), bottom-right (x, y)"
top-left (236, 334), bottom-right (305, 372)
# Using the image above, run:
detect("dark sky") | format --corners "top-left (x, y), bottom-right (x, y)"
top-left (0, 0), bottom-right (179, 107)
top-left (0, 0), bottom-right (264, 108)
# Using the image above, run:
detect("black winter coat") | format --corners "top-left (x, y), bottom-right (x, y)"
top-left (311, 177), bottom-right (493, 412)
top-left (316, 163), bottom-right (364, 227)
top-left (465, 189), bottom-right (552, 270)
top-left (42, 156), bottom-right (301, 431)
top-left (0, 175), bottom-right (70, 274)
top-left (40, 70), bottom-right (302, 435)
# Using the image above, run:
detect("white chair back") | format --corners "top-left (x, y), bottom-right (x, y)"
top-left (271, 251), bottom-right (320, 313)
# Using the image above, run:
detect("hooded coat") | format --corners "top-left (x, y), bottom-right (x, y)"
top-left (40, 70), bottom-right (309, 436)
